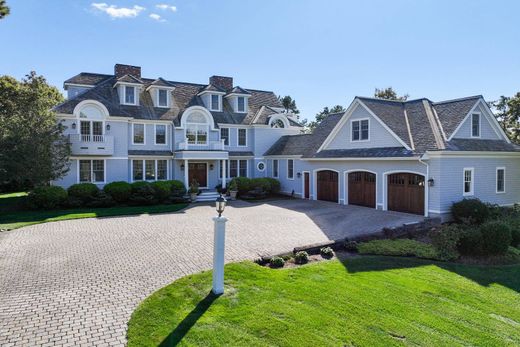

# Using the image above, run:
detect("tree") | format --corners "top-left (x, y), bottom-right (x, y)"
top-left (278, 95), bottom-right (300, 114)
top-left (491, 93), bottom-right (520, 144)
top-left (0, 72), bottom-right (70, 189)
top-left (305, 105), bottom-right (346, 132)
top-left (374, 87), bottom-right (409, 101)
top-left (0, 1), bottom-right (9, 19)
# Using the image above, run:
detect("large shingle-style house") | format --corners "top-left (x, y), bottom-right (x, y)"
top-left (54, 64), bottom-right (520, 219)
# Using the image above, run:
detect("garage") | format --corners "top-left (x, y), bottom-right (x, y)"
top-left (317, 170), bottom-right (338, 203)
top-left (387, 173), bottom-right (425, 215)
top-left (348, 171), bottom-right (376, 208)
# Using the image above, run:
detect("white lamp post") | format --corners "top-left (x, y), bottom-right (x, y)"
top-left (212, 194), bottom-right (228, 295)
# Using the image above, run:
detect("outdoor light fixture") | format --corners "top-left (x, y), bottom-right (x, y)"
top-left (71, 122), bottom-right (76, 130)
top-left (428, 178), bottom-right (435, 187)
top-left (106, 124), bottom-right (111, 131)
top-left (297, 172), bottom-right (302, 178)
top-left (215, 194), bottom-right (227, 217)
top-left (181, 163), bottom-right (185, 171)
top-left (210, 164), bottom-right (214, 170)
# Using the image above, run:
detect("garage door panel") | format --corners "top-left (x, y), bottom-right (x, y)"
top-left (348, 172), bottom-right (376, 208)
top-left (387, 173), bottom-right (424, 215)
top-left (317, 170), bottom-right (338, 203)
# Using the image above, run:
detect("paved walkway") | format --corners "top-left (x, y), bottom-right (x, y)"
top-left (0, 199), bottom-right (422, 346)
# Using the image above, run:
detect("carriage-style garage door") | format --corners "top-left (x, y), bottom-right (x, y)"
top-left (317, 170), bottom-right (338, 203)
top-left (348, 171), bottom-right (376, 208)
top-left (387, 173), bottom-right (425, 215)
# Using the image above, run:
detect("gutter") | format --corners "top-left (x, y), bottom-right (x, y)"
top-left (418, 155), bottom-right (429, 218)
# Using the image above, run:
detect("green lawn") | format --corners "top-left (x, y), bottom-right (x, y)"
top-left (0, 192), bottom-right (188, 230)
top-left (128, 256), bottom-right (520, 347)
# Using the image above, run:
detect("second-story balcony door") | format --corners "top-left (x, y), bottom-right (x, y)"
top-left (80, 120), bottom-right (104, 142)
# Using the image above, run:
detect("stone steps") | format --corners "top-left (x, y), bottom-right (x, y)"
top-left (194, 191), bottom-right (221, 202)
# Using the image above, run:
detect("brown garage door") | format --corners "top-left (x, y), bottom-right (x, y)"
top-left (387, 173), bottom-right (424, 215)
top-left (348, 171), bottom-right (376, 208)
top-left (317, 170), bottom-right (338, 203)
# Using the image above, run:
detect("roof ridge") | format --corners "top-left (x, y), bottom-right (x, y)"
top-left (433, 95), bottom-right (483, 105)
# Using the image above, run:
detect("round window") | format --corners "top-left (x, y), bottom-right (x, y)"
top-left (257, 162), bottom-right (265, 172)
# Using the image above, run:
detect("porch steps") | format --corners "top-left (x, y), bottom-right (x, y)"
top-left (195, 190), bottom-right (221, 202)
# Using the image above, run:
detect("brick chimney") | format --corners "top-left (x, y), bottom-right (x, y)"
top-left (209, 75), bottom-right (233, 91)
top-left (114, 64), bottom-right (141, 79)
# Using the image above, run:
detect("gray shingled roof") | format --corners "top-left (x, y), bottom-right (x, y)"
top-left (64, 73), bottom-right (112, 86)
top-left (444, 139), bottom-right (520, 152)
top-left (228, 151), bottom-right (254, 157)
top-left (116, 74), bottom-right (143, 84)
top-left (433, 96), bottom-right (482, 139)
top-left (128, 150), bottom-right (173, 156)
top-left (227, 86), bottom-right (251, 95)
top-left (310, 147), bottom-right (416, 158)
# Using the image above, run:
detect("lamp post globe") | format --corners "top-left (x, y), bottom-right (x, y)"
top-left (215, 195), bottom-right (227, 217)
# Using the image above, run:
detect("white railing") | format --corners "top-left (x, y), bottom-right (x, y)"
top-left (69, 134), bottom-right (114, 155)
top-left (178, 139), bottom-right (225, 151)
top-left (70, 134), bottom-right (106, 143)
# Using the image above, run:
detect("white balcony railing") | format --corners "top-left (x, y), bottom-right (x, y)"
top-left (79, 134), bottom-right (106, 142)
top-left (177, 139), bottom-right (225, 151)
top-left (69, 134), bottom-right (114, 155)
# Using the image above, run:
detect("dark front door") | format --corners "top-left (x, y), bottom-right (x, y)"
top-left (304, 172), bottom-right (310, 199)
top-left (348, 171), bottom-right (376, 208)
top-left (387, 173), bottom-right (425, 215)
top-left (317, 170), bottom-right (338, 203)
top-left (189, 163), bottom-right (207, 188)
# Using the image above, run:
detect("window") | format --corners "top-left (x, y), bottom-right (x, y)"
top-left (239, 160), bottom-right (248, 177)
top-left (471, 113), bottom-right (480, 137)
top-left (238, 128), bottom-right (247, 146)
top-left (287, 159), bottom-right (294, 179)
top-left (125, 86), bottom-right (136, 105)
top-left (220, 128), bottom-right (229, 146)
top-left (257, 162), bottom-right (265, 172)
top-left (237, 97), bottom-right (245, 112)
top-left (211, 94), bottom-right (220, 111)
top-left (79, 160), bottom-right (104, 183)
top-left (230, 160), bottom-right (238, 178)
top-left (133, 124), bottom-right (145, 144)
top-left (157, 160), bottom-right (167, 180)
top-left (352, 119), bottom-right (369, 141)
top-left (158, 89), bottom-right (168, 107)
top-left (132, 160), bottom-right (143, 180)
top-left (229, 160), bottom-right (247, 178)
top-left (80, 120), bottom-right (103, 142)
top-left (463, 168), bottom-right (474, 196)
top-left (132, 159), bottom-right (168, 181)
top-left (271, 119), bottom-right (285, 128)
top-left (185, 112), bottom-right (208, 145)
top-left (273, 159), bottom-right (279, 178)
top-left (145, 160), bottom-right (155, 180)
top-left (155, 124), bottom-right (166, 145)
top-left (496, 167), bottom-right (505, 193)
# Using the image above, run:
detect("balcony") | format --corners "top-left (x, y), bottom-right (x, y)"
top-left (177, 139), bottom-right (225, 151)
top-left (69, 134), bottom-right (114, 156)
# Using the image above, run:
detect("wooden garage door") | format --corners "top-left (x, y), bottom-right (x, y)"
top-left (348, 171), bottom-right (376, 208)
top-left (387, 173), bottom-right (424, 215)
top-left (317, 170), bottom-right (338, 203)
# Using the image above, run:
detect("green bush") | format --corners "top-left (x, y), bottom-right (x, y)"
top-left (294, 251), bottom-right (309, 264)
top-left (320, 246), bottom-right (334, 258)
top-left (270, 256), bottom-right (285, 268)
top-left (87, 191), bottom-right (115, 208)
top-left (480, 221), bottom-right (512, 255)
top-left (151, 181), bottom-right (173, 202)
top-left (250, 178), bottom-right (271, 192)
top-left (27, 186), bottom-right (68, 209)
top-left (451, 198), bottom-right (489, 225)
top-left (229, 177), bottom-right (251, 194)
top-left (103, 181), bottom-right (132, 203)
top-left (344, 240), bottom-right (358, 252)
top-left (429, 224), bottom-right (463, 261)
top-left (169, 180), bottom-right (186, 197)
top-left (265, 178), bottom-right (281, 194)
top-left (68, 183), bottom-right (99, 202)
top-left (129, 181), bottom-right (157, 206)
top-left (458, 227), bottom-right (484, 255)
top-left (502, 217), bottom-right (520, 247)
top-left (358, 239), bottom-right (439, 260)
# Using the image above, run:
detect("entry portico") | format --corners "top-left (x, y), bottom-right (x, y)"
top-left (175, 150), bottom-right (229, 190)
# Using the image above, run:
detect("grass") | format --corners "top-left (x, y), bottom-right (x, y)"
top-left (357, 239), bottom-right (440, 260)
top-left (0, 192), bottom-right (188, 230)
top-left (128, 256), bottom-right (520, 347)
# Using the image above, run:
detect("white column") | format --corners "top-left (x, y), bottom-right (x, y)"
top-left (184, 159), bottom-right (189, 190)
top-left (222, 160), bottom-right (227, 189)
top-left (212, 216), bottom-right (228, 295)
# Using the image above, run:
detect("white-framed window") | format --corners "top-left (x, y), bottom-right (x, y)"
top-left (185, 112), bottom-right (208, 145)
top-left (237, 96), bottom-right (246, 112)
top-left (463, 168), bottom-right (474, 196)
top-left (257, 162), bottom-right (265, 172)
top-left (287, 159), bottom-right (294, 180)
top-left (220, 128), bottom-right (229, 146)
top-left (273, 159), bottom-right (279, 178)
top-left (496, 167), bottom-right (505, 193)
top-left (352, 119), bottom-right (369, 141)
top-left (132, 159), bottom-right (168, 181)
top-left (229, 159), bottom-right (247, 178)
top-left (210, 94), bottom-right (220, 111)
top-left (79, 120), bottom-right (104, 142)
top-left (154, 124), bottom-right (166, 145)
top-left (238, 128), bottom-right (247, 146)
top-left (157, 89), bottom-right (168, 108)
top-left (471, 113), bottom-right (480, 137)
top-left (132, 123), bottom-right (145, 145)
top-left (124, 86), bottom-right (137, 105)
top-left (79, 159), bottom-right (105, 183)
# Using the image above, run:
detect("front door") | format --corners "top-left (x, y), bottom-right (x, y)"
top-left (189, 163), bottom-right (207, 188)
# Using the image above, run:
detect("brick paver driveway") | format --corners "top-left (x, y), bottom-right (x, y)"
top-left (0, 199), bottom-right (422, 346)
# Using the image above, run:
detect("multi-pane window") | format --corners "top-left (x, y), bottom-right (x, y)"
top-left (133, 160), bottom-right (143, 181)
top-left (157, 160), bottom-right (167, 180)
top-left (237, 97), bottom-right (245, 112)
top-left (239, 160), bottom-right (248, 177)
top-left (125, 86), bottom-right (136, 104)
top-left (496, 167), bottom-right (505, 193)
top-left (229, 160), bottom-right (248, 178)
top-left (287, 159), bottom-right (294, 179)
top-left (352, 119), bottom-right (369, 141)
top-left (158, 89), bottom-right (168, 107)
top-left (185, 113), bottom-right (208, 145)
top-left (273, 159), bottom-right (279, 178)
top-left (211, 94), bottom-right (220, 110)
top-left (132, 159), bottom-right (167, 181)
top-left (220, 128), bottom-right (229, 146)
top-left (155, 124), bottom-right (166, 145)
top-left (471, 113), bottom-right (480, 137)
top-left (238, 129), bottom-right (247, 146)
top-left (79, 160), bottom-right (104, 183)
top-left (133, 124), bottom-right (145, 144)
top-left (229, 160), bottom-right (238, 178)
top-left (80, 120), bottom-right (103, 142)
top-left (463, 168), bottom-right (474, 196)
top-left (145, 160), bottom-right (155, 180)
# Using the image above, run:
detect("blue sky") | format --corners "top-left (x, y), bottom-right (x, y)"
top-left (1, 0), bottom-right (519, 121)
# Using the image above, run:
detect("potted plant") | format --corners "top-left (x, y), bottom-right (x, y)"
top-left (228, 179), bottom-right (238, 200)
top-left (189, 180), bottom-right (199, 202)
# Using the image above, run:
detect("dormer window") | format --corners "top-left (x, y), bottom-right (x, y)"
top-left (157, 89), bottom-right (168, 108)
top-left (237, 97), bottom-right (245, 112)
top-left (124, 86), bottom-right (136, 105)
top-left (211, 94), bottom-right (220, 111)
top-left (471, 113), bottom-right (480, 137)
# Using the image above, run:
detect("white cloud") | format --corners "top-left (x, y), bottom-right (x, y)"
top-left (156, 4), bottom-right (177, 12)
top-left (91, 3), bottom-right (145, 19)
top-left (149, 13), bottom-right (166, 22)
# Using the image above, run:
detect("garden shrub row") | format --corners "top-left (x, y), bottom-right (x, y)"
top-left (26, 180), bottom-right (186, 210)
top-left (357, 239), bottom-right (440, 260)
top-left (228, 177), bottom-right (281, 196)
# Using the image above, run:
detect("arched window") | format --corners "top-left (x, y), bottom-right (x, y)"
top-left (78, 104), bottom-right (106, 142)
top-left (185, 111), bottom-right (209, 145)
top-left (269, 115), bottom-right (288, 128)
top-left (79, 105), bottom-right (104, 120)
top-left (271, 119), bottom-right (285, 128)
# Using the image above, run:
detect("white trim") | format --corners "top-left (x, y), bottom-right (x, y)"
top-left (350, 118), bottom-right (370, 142)
top-left (470, 112), bottom-right (481, 138)
top-left (122, 85), bottom-right (138, 106)
top-left (228, 159), bottom-right (248, 179)
top-left (496, 166), bottom-right (506, 194)
top-left (209, 94), bottom-right (222, 112)
top-left (304, 157), bottom-right (419, 161)
top-left (343, 169), bottom-right (378, 209)
top-left (287, 159), bottom-right (295, 180)
top-left (462, 167), bottom-right (475, 196)
top-left (132, 123), bottom-right (146, 145)
top-left (301, 171), bottom-right (310, 199)
top-left (64, 83), bottom-right (95, 89)
top-left (480, 98), bottom-right (512, 143)
top-left (256, 161), bottom-right (266, 172)
top-left (312, 168), bottom-right (341, 204)
top-left (77, 159), bottom-right (106, 184)
top-left (423, 151), bottom-right (520, 158)
top-left (131, 159), bottom-right (169, 182)
top-left (73, 100), bottom-right (110, 119)
top-left (403, 109), bottom-right (415, 150)
top-left (268, 114), bottom-right (290, 129)
top-left (155, 88), bottom-right (170, 108)
top-left (237, 128), bottom-right (248, 147)
top-left (220, 127), bottom-right (230, 146)
top-left (154, 124), bottom-right (167, 145)
top-left (382, 170), bottom-right (427, 216)
top-left (71, 156), bottom-right (128, 160)
top-left (264, 155), bottom-right (303, 159)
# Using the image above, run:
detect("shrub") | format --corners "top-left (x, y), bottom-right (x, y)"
top-left (86, 191), bottom-right (115, 208)
top-left (151, 181), bottom-right (173, 202)
top-left (229, 177), bottom-right (251, 194)
top-left (170, 180), bottom-right (186, 197)
top-left (250, 178), bottom-right (271, 193)
top-left (103, 181), bottom-right (132, 203)
top-left (265, 178), bottom-right (281, 194)
top-left (189, 180), bottom-right (200, 194)
top-left (357, 239), bottom-right (439, 260)
top-left (480, 221), bottom-right (512, 255)
top-left (502, 217), bottom-right (520, 247)
top-left (269, 256), bottom-right (285, 268)
top-left (458, 227), bottom-right (484, 255)
top-left (344, 240), bottom-right (358, 252)
top-left (429, 224), bottom-right (463, 261)
top-left (294, 251), bottom-right (309, 264)
top-left (68, 183), bottom-right (99, 203)
top-left (129, 181), bottom-right (156, 206)
top-left (27, 186), bottom-right (67, 209)
top-left (451, 198), bottom-right (489, 225)
top-left (320, 246), bottom-right (334, 258)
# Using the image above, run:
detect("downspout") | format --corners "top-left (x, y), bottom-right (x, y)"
top-left (418, 155), bottom-right (429, 218)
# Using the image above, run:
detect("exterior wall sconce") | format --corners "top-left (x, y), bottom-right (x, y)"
top-left (71, 122), bottom-right (76, 130)
top-left (106, 124), bottom-right (111, 131)
top-left (297, 172), bottom-right (302, 178)
top-left (428, 178), bottom-right (434, 187)
top-left (181, 163), bottom-right (185, 171)
top-left (210, 164), bottom-right (214, 170)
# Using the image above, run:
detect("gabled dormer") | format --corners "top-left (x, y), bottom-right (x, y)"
top-left (146, 78), bottom-right (175, 108)
top-left (198, 84), bottom-right (226, 112)
top-left (113, 64), bottom-right (143, 106)
top-left (225, 86), bottom-right (251, 113)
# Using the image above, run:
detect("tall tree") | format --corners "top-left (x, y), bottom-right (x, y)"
top-left (0, 0), bottom-right (9, 19)
top-left (491, 93), bottom-right (520, 144)
top-left (278, 95), bottom-right (300, 114)
top-left (305, 105), bottom-right (346, 132)
top-left (374, 87), bottom-right (409, 101)
top-left (0, 72), bottom-right (70, 188)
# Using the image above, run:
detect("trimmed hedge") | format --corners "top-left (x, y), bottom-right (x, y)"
top-left (68, 183), bottom-right (99, 202)
top-left (27, 186), bottom-right (68, 209)
top-left (103, 181), bottom-right (132, 203)
top-left (451, 198), bottom-right (489, 225)
top-left (229, 177), bottom-right (251, 194)
top-left (480, 221), bottom-right (512, 255)
top-left (358, 239), bottom-right (439, 260)
top-left (229, 177), bottom-right (281, 196)
top-left (129, 182), bottom-right (157, 206)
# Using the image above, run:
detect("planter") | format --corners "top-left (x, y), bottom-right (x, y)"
top-left (190, 193), bottom-right (198, 202)
top-left (229, 190), bottom-right (238, 199)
